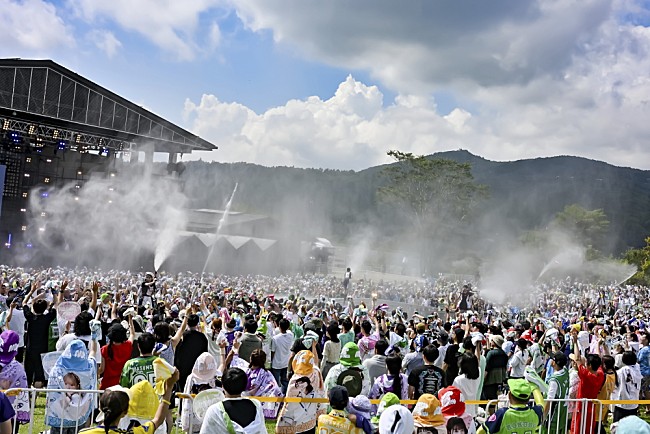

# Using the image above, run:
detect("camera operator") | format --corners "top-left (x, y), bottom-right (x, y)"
top-left (458, 284), bottom-right (473, 312)
top-left (139, 272), bottom-right (156, 307)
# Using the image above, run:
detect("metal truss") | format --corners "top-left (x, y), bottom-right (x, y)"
top-left (0, 117), bottom-right (128, 151)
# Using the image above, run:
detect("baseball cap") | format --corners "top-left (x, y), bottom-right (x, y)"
top-left (508, 379), bottom-right (533, 401)
top-left (550, 351), bottom-right (568, 368)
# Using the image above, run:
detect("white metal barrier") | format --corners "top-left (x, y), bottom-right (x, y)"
top-left (6, 388), bottom-right (181, 434)
top-left (484, 397), bottom-right (610, 434)
top-left (6, 388), bottom-right (104, 434)
top-left (6, 388), bottom-right (648, 434)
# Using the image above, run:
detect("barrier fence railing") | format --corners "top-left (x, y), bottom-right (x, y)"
top-left (6, 387), bottom-right (650, 434)
top-left (5, 388), bottom-right (105, 434)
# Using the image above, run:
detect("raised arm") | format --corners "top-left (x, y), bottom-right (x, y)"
top-left (5, 302), bottom-right (16, 328)
top-left (22, 280), bottom-right (39, 305)
top-left (90, 281), bottom-right (98, 311)
top-left (88, 337), bottom-right (98, 360)
top-left (224, 339), bottom-right (241, 369)
top-left (572, 334), bottom-right (584, 366)
top-left (128, 315), bottom-right (137, 342)
top-left (111, 300), bottom-right (119, 322)
top-left (151, 369), bottom-right (179, 430)
top-left (170, 314), bottom-right (188, 349)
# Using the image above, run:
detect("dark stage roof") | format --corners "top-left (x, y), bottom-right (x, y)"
top-left (0, 59), bottom-right (216, 154)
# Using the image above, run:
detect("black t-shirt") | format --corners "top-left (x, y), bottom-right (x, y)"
top-left (291, 336), bottom-right (323, 360)
top-left (23, 306), bottom-right (57, 352)
top-left (443, 344), bottom-right (460, 385)
top-left (408, 364), bottom-right (446, 399)
top-left (174, 329), bottom-right (208, 389)
top-left (223, 399), bottom-right (256, 428)
top-left (290, 338), bottom-right (308, 354)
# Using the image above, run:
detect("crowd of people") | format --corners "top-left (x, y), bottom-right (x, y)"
top-left (0, 265), bottom-right (647, 434)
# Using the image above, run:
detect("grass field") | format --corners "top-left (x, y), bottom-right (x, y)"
top-left (16, 396), bottom-right (650, 434)
top-left (17, 396), bottom-right (278, 434)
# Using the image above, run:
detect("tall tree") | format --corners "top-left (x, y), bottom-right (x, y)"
top-left (377, 150), bottom-right (487, 274)
top-left (623, 236), bottom-right (650, 285)
top-left (552, 204), bottom-right (609, 255)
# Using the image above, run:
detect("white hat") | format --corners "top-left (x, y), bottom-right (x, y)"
top-left (378, 405), bottom-right (414, 434)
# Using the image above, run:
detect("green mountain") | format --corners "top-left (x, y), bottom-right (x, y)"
top-left (179, 150), bottom-right (650, 256)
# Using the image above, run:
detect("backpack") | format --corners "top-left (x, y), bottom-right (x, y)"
top-left (336, 366), bottom-right (364, 397)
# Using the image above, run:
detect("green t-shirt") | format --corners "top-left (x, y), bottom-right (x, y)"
top-left (47, 319), bottom-right (60, 352)
top-left (482, 404), bottom-right (543, 434)
top-left (119, 355), bottom-right (157, 388)
top-left (544, 368), bottom-right (569, 434)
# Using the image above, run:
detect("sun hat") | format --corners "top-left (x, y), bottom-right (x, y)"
top-left (123, 307), bottom-right (136, 317)
top-left (292, 350), bottom-right (316, 375)
top-left (412, 393), bottom-right (445, 427)
top-left (378, 404), bottom-right (414, 434)
top-left (339, 342), bottom-right (361, 367)
top-left (0, 330), bottom-right (19, 366)
top-left (489, 334), bottom-right (504, 348)
top-left (438, 386), bottom-right (466, 417)
top-left (347, 395), bottom-right (372, 420)
top-left (372, 392), bottom-right (401, 423)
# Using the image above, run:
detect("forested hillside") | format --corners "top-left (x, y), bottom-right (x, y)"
top-left (178, 150), bottom-right (650, 256)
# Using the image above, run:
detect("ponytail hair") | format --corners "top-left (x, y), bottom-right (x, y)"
top-left (99, 389), bottom-right (129, 433)
top-left (386, 354), bottom-right (403, 399)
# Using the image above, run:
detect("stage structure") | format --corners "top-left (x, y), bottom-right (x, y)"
top-left (0, 59), bottom-right (216, 256)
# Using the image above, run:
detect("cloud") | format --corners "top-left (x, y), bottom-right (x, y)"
top-left (0, 0), bottom-right (75, 55)
top-left (207, 22), bottom-right (221, 51)
top-left (175, 0), bottom-right (650, 170)
top-left (66, 0), bottom-right (222, 60)
top-left (232, 0), bottom-right (613, 94)
top-left (184, 76), bottom-right (478, 169)
top-left (88, 30), bottom-right (122, 58)
top-left (184, 67), bottom-right (650, 170)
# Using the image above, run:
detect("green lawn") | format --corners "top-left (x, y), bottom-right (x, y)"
top-left (17, 396), bottom-right (277, 434)
top-left (16, 396), bottom-right (650, 434)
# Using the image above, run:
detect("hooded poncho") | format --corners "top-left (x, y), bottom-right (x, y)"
top-left (46, 339), bottom-right (97, 429)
